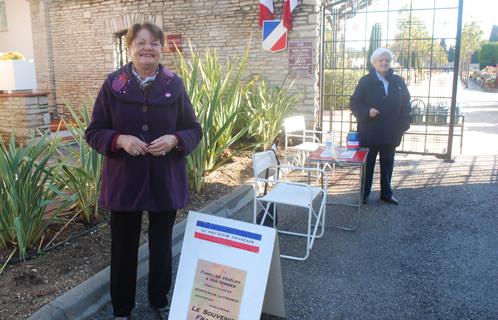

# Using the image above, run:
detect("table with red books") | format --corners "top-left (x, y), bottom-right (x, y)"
top-left (307, 146), bottom-right (369, 231)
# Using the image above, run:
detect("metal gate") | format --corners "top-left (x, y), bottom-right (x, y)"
top-left (319, 0), bottom-right (464, 159)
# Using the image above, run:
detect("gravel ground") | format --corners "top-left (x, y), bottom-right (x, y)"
top-left (92, 153), bottom-right (498, 320)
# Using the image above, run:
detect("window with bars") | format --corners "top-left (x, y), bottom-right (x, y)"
top-left (0, 0), bottom-right (7, 30)
top-left (113, 30), bottom-right (128, 69)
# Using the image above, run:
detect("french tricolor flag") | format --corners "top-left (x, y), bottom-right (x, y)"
top-left (194, 220), bottom-right (262, 254)
top-left (283, 0), bottom-right (298, 30)
top-left (259, 0), bottom-right (274, 28)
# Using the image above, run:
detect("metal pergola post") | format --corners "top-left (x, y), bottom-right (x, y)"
top-left (445, 0), bottom-right (464, 162)
top-left (318, 3), bottom-right (326, 131)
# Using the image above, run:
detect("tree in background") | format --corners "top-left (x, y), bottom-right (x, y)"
top-left (478, 43), bottom-right (498, 68)
top-left (459, 21), bottom-right (485, 84)
top-left (390, 14), bottom-right (432, 69)
top-left (367, 23), bottom-right (382, 69)
top-left (440, 38), bottom-right (447, 52)
top-left (460, 22), bottom-right (485, 67)
top-left (389, 13), bottom-right (447, 84)
top-left (448, 46), bottom-right (455, 62)
top-left (489, 25), bottom-right (498, 42)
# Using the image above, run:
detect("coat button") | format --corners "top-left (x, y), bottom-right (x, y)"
top-left (142, 105), bottom-right (147, 112)
top-left (142, 124), bottom-right (148, 131)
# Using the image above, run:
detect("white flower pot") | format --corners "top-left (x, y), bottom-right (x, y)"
top-left (0, 60), bottom-right (37, 91)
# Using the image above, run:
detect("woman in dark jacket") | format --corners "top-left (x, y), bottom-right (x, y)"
top-left (350, 47), bottom-right (411, 205)
top-left (85, 23), bottom-right (201, 319)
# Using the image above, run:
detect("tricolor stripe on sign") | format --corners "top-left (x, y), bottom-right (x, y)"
top-left (262, 20), bottom-right (287, 52)
top-left (259, 0), bottom-right (274, 28)
top-left (283, 0), bottom-right (298, 30)
top-left (194, 220), bottom-right (262, 253)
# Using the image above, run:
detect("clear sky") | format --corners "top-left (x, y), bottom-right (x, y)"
top-left (338, 0), bottom-right (496, 50)
top-left (462, 0), bottom-right (497, 40)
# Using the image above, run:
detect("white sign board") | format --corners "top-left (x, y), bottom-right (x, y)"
top-left (169, 211), bottom-right (285, 320)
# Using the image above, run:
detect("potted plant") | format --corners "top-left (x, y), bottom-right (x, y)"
top-left (0, 51), bottom-right (37, 91)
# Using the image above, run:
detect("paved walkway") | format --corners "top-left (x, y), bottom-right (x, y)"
top-left (91, 84), bottom-right (498, 320)
top-left (92, 153), bottom-right (498, 320)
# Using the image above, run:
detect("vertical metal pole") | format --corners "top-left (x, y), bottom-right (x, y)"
top-left (318, 3), bottom-right (326, 131)
top-left (446, 0), bottom-right (464, 162)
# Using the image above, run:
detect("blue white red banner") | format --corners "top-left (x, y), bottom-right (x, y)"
top-left (194, 220), bottom-right (262, 253)
top-left (262, 20), bottom-right (287, 52)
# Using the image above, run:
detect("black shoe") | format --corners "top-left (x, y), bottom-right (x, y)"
top-left (151, 305), bottom-right (169, 320)
top-left (380, 196), bottom-right (399, 205)
top-left (362, 197), bottom-right (368, 204)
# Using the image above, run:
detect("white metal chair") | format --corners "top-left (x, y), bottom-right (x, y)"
top-left (252, 150), bottom-right (328, 261)
top-left (283, 115), bottom-right (325, 167)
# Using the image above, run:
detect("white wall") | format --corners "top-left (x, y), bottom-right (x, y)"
top-left (0, 0), bottom-right (34, 60)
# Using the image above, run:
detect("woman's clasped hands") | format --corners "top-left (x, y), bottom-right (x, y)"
top-left (116, 134), bottom-right (178, 156)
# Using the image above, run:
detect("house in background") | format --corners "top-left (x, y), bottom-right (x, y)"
top-left (0, 0), bottom-right (49, 145)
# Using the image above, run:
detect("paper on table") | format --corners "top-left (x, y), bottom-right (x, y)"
top-left (320, 150), bottom-right (337, 159)
top-left (338, 150), bottom-right (356, 159)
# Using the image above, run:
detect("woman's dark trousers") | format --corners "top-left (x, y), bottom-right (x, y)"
top-left (362, 144), bottom-right (396, 200)
top-left (110, 210), bottom-right (177, 317)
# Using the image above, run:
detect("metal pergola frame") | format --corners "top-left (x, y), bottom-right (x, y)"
top-left (318, 0), bottom-right (464, 161)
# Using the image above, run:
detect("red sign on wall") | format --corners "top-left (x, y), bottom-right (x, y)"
top-left (165, 34), bottom-right (182, 53)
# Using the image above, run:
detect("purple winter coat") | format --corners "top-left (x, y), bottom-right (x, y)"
top-left (85, 63), bottom-right (202, 212)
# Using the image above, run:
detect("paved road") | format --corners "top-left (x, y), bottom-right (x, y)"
top-left (459, 80), bottom-right (498, 155)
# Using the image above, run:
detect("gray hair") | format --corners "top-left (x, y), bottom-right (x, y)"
top-left (370, 47), bottom-right (394, 64)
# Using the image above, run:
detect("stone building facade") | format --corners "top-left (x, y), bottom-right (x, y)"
top-left (0, 92), bottom-right (50, 144)
top-left (29, 0), bottom-right (322, 125)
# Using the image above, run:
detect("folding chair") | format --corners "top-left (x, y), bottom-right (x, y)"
top-left (283, 115), bottom-right (325, 167)
top-left (252, 150), bottom-right (328, 261)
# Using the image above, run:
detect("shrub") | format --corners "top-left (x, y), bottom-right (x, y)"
top-left (177, 47), bottom-right (249, 193)
top-left (244, 80), bottom-right (300, 151)
top-left (56, 99), bottom-right (103, 224)
top-left (0, 51), bottom-right (26, 60)
top-left (0, 133), bottom-right (71, 261)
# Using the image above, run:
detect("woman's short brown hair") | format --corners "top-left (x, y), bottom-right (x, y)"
top-left (126, 22), bottom-right (165, 47)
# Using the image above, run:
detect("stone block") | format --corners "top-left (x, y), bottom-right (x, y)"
top-left (38, 96), bottom-right (49, 105)
top-left (25, 96), bottom-right (39, 106)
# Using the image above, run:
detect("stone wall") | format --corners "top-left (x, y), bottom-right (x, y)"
top-left (30, 0), bottom-right (321, 126)
top-left (29, 0), bottom-right (57, 117)
top-left (0, 92), bottom-right (51, 145)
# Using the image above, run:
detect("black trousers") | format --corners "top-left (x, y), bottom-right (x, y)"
top-left (363, 144), bottom-right (396, 199)
top-left (110, 210), bottom-right (177, 317)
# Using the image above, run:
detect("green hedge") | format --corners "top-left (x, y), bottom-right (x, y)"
top-left (479, 43), bottom-right (498, 68)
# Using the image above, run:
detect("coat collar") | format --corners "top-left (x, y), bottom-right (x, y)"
top-left (368, 68), bottom-right (394, 82)
top-left (110, 62), bottom-right (177, 105)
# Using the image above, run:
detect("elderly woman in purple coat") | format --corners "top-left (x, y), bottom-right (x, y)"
top-left (85, 23), bottom-right (201, 320)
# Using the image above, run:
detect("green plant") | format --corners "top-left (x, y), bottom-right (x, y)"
top-left (56, 98), bottom-right (104, 224)
top-left (177, 47), bottom-right (249, 193)
top-left (245, 80), bottom-right (300, 150)
top-left (0, 51), bottom-right (26, 60)
top-left (0, 133), bottom-right (71, 261)
top-left (323, 69), bottom-right (366, 111)
top-left (479, 43), bottom-right (498, 68)
top-left (367, 23), bottom-right (382, 69)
